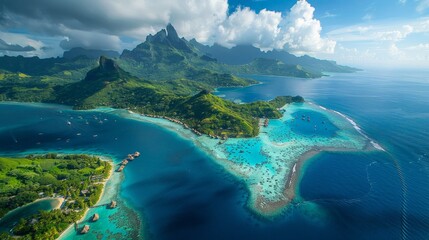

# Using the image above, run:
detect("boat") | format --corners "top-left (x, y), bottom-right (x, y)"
top-left (67, 121), bottom-right (71, 125)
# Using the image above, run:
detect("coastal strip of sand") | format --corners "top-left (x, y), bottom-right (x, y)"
top-left (52, 197), bottom-right (65, 209)
top-left (0, 196), bottom-right (66, 223)
top-left (96, 102), bottom-right (375, 217)
top-left (58, 157), bottom-right (114, 239)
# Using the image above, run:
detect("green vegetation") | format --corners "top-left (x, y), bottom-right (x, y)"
top-left (269, 96), bottom-right (304, 108)
top-left (118, 24), bottom-right (257, 88)
top-left (52, 57), bottom-right (303, 137)
top-left (12, 209), bottom-right (82, 240)
top-left (228, 58), bottom-right (323, 78)
top-left (0, 57), bottom-right (97, 102)
top-left (0, 25), bottom-right (310, 137)
top-left (0, 55), bottom-right (96, 80)
top-left (190, 41), bottom-right (360, 74)
top-left (0, 55), bottom-right (304, 137)
top-left (0, 154), bottom-right (111, 239)
top-left (169, 91), bottom-right (294, 137)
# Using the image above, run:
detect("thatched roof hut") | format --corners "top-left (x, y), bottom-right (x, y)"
top-left (117, 165), bottom-right (125, 172)
top-left (92, 213), bottom-right (99, 222)
top-left (110, 200), bottom-right (117, 208)
top-left (81, 225), bottom-right (90, 234)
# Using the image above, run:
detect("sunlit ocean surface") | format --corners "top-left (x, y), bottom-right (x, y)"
top-left (0, 69), bottom-right (428, 239)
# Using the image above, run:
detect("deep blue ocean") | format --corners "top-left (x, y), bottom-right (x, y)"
top-left (0, 69), bottom-right (428, 239)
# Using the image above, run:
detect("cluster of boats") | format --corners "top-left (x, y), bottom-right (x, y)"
top-left (301, 115), bottom-right (311, 122)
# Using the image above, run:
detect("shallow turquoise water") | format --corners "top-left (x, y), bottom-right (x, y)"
top-left (0, 69), bottom-right (428, 239)
top-left (0, 199), bottom-right (60, 233)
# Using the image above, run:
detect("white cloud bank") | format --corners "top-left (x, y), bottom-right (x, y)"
top-left (313, 18), bottom-right (429, 68)
top-left (215, 0), bottom-right (335, 54)
top-left (1, 0), bottom-right (427, 68)
top-left (0, 0), bottom-right (334, 56)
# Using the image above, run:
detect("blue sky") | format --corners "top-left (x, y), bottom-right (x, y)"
top-left (229, 0), bottom-right (423, 26)
top-left (224, 0), bottom-right (429, 68)
top-left (0, 0), bottom-right (428, 68)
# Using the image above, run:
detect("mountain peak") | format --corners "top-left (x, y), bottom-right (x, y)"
top-left (98, 56), bottom-right (117, 71)
top-left (63, 48), bottom-right (119, 59)
top-left (145, 24), bottom-right (180, 44)
top-left (149, 29), bottom-right (167, 43)
top-left (121, 24), bottom-right (193, 62)
top-left (166, 23), bottom-right (180, 41)
top-left (83, 56), bottom-right (123, 82)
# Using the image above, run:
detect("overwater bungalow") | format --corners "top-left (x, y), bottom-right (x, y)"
top-left (264, 118), bottom-right (269, 127)
top-left (117, 165), bottom-right (125, 172)
top-left (110, 200), bottom-right (117, 208)
top-left (92, 213), bottom-right (99, 222)
top-left (81, 225), bottom-right (90, 234)
top-left (121, 159), bottom-right (129, 165)
top-left (133, 151), bottom-right (140, 157)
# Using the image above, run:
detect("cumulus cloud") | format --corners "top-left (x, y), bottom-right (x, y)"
top-left (417, 0), bottom-right (429, 13)
top-left (216, 0), bottom-right (335, 54)
top-left (278, 0), bottom-right (336, 54)
top-left (0, 0), bottom-right (333, 56)
top-left (326, 18), bottom-right (429, 43)
top-left (318, 18), bottom-right (429, 68)
top-left (0, 32), bottom-right (47, 56)
top-left (216, 7), bottom-right (282, 49)
top-left (0, 38), bottom-right (35, 51)
top-left (58, 28), bottom-right (122, 50)
top-left (0, 0), bottom-right (228, 50)
top-left (376, 25), bottom-right (413, 41)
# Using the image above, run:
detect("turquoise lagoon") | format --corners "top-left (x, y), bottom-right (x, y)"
top-left (0, 198), bottom-right (62, 233)
top-left (109, 100), bottom-right (376, 216)
top-left (1, 69), bottom-right (428, 239)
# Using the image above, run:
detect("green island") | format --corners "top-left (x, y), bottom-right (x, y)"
top-left (0, 24), bottom-right (363, 238)
top-left (0, 24), bottom-right (316, 138)
top-left (54, 56), bottom-right (304, 137)
top-left (0, 154), bottom-right (112, 239)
